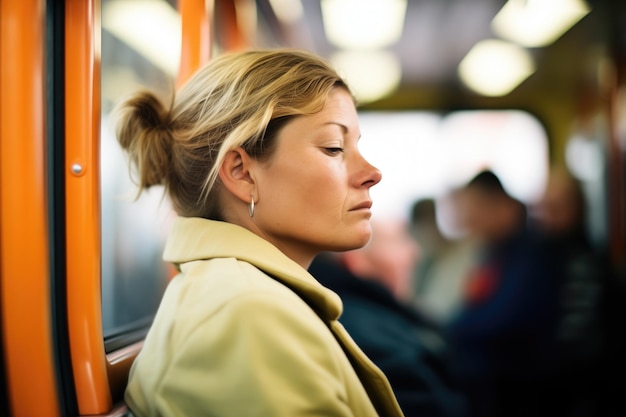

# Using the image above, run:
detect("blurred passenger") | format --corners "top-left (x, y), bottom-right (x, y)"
top-left (409, 197), bottom-right (479, 325)
top-left (530, 166), bottom-right (624, 416)
top-left (446, 170), bottom-right (559, 417)
top-left (310, 219), bottom-right (467, 417)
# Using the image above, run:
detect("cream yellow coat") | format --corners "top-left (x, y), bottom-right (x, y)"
top-left (125, 217), bottom-right (404, 417)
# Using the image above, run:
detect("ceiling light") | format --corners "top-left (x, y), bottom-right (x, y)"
top-left (102, 0), bottom-right (181, 76)
top-left (492, 0), bottom-right (591, 47)
top-left (458, 39), bottom-right (535, 96)
top-left (321, 0), bottom-right (407, 50)
top-left (330, 50), bottom-right (402, 103)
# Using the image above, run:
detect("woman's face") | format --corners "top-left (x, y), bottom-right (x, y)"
top-left (252, 88), bottom-right (381, 267)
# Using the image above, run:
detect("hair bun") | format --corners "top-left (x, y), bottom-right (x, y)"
top-left (115, 91), bottom-right (173, 190)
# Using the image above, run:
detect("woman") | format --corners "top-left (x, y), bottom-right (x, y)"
top-left (115, 49), bottom-right (404, 417)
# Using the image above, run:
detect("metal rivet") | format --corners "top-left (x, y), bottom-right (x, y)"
top-left (71, 163), bottom-right (83, 175)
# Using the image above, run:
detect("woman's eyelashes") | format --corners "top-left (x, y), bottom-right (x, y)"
top-left (324, 147), bottom-right (344, 155)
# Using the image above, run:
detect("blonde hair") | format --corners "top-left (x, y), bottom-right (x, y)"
top-left (115, 49), bottom-right (351, 219)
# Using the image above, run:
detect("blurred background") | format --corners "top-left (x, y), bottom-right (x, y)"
top-left (99, 0), bottom-right (626, 337)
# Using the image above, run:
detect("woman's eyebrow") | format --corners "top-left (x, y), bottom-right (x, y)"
top-left (323, 121), bottom-right (348, 133)
top-left (320, 121), bottom-right (361, 141)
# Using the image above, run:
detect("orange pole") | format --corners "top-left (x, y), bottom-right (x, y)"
top-left (216, 0), bottom-right (249, 52)
top-left (177, 0), bottom-right (213, 88)
top-left (0, 0), bottom-right (62, 416)
top-left (65, 0), bottom-right (111, 414)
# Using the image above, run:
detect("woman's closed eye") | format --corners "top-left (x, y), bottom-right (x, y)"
top-left (324, 147), bottom-right (344, 155)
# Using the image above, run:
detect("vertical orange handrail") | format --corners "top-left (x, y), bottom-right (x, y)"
top-left (217, 0), bottom-right (250, 52)
top-left (65, 0), bottom-right (111, 414)
top-left (177, 0), bottom-right (213, 88)
top-left (0, 0), bottom-right (62, 416)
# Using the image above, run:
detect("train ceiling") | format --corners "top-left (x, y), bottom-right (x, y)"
top-left (102, 0), bottom-right (625, 110)
top-left (249, 0), bottom-right (623, 108)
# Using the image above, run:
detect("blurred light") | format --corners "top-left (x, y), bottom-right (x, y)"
top-left (330, 50), bottom-right (402, 103)
top-left (565, 135), bottom-right (603, 181)
top-left (492, 0), bottom-right (591, 47)
top-left (358, 112), bottom-right (442, 220)
top-left (102, 0), bottom-right (181, 76)
top-left (458, 39), bottom-right (535, 96)
top-left (321, 0), bottom-right (407, 50)
top-left (269, 0), bottom-right (303, 24)
top-left (356, 110), bottom-right (547, 221)
top-left (439, 110), bottom-right (548, 204)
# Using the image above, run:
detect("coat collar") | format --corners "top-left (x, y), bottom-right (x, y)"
top-left (163, 217), bottom-right (343, 321)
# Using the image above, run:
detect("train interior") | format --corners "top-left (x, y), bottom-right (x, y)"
top-left (1, 0), bottom-right (626, 416)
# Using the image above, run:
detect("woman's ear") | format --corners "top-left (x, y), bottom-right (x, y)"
top-left (218, 147), bottom-right (256, 204)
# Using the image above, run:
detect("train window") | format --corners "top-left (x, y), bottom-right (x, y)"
top-left (358, 109), bottom-right (549, 224)
top-left (565, 122), bottom-right (610, 248)
top-left (100, 0), bottom-right (180, 349)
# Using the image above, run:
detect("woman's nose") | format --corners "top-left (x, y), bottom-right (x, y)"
top-left (356, 155), bottom-right (382, 188)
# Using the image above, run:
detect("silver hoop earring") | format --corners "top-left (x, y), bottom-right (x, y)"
top-left (249, 194), bottom-right (255, 218)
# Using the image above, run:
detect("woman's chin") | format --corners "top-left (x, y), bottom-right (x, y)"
top-left (342, 231), bottom-right (372, 251)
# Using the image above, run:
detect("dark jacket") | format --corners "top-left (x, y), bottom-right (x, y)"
top-left (310, 254), bottom-right (467, 417)
top-left (445, 229), bottom-right (560, 417)
top-left (539, 228), bottom-right (623, 417)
